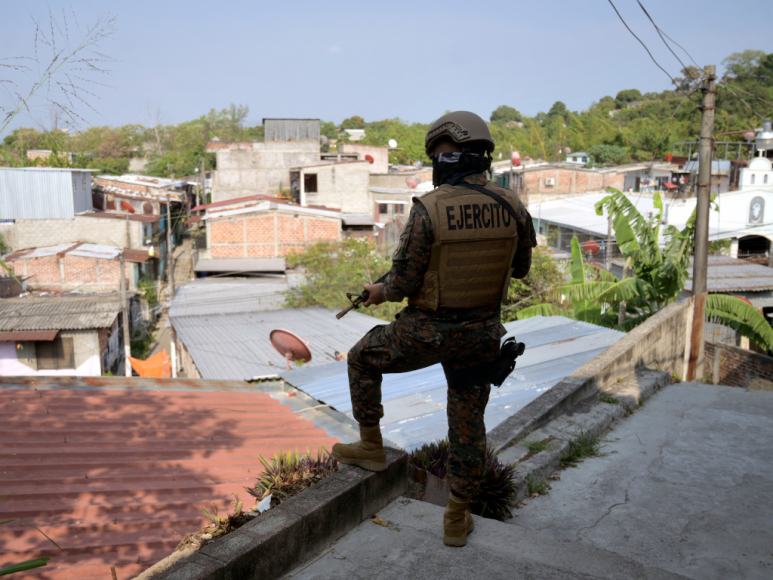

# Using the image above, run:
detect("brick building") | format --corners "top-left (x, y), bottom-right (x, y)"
top-left (204, 200), bottom-right (342, 259)
top-left (509, 164), bottom-right (626, 207)
top-left (4, 243), bottom-right (152, 293)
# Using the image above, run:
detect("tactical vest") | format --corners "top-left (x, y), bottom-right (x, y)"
top-left (408, 182), bottom-right (521, 310)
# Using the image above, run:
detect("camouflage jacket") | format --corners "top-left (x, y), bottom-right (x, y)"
top-left (381, 173), bottom-right (537, 335)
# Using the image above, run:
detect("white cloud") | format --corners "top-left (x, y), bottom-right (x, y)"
top-left (328, 45), bottom-right (343, 54)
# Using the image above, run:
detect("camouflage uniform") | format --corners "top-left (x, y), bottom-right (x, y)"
top-left (348, 173), bottom-right (537, 499)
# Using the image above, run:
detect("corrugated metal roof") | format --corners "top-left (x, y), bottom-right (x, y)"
top-left (264, 119), bottom-right (320, 142)
top-left (172, 307), bottom-right (386, 381)
top-left (0, 378), bottom-right (336, 580)
top-left (5, 244), bottom-right (150, 263)
top-left (171, 278), bottom-right (289, 316)
top-left (0, 168), bottom-right (92, 220)
top-left (685, 255), bottom-right (773, 292)
top-left (280, 316), bottom-right (625, 451)
top-left (0, 296), bottom-right (122, 331)
top-left (0, 330), bottom-right (58, 341)
top-left (342, 215), bottom-right (375, 226)
top-left (193, 258), bottom-right (286, 274)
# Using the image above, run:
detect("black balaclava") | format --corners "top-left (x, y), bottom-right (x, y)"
top-left (431, 146), bottom-right (492, 187)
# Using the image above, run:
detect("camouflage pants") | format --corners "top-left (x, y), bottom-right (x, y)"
top-left (347, 316), bottom-right (501, 499)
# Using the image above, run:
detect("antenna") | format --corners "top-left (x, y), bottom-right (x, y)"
top-left (270, 329), bottom-right (313, 371)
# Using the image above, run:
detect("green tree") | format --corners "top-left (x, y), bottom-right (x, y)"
top-left (547, 101), bottom-right (568, 119)
top-left (517, 189), bottom-right (773, 351)
top-left (722, 50), bottom-right (767, 81)
top-left (614, 89), bottom-right (643, 110)
top-left (284, 238), bottom-right (405, 322)
top-left (341, 116), bottom-right (366, 130)
top-left (490, 105), bottom-right (522, 124)
top-left (586, 144), bottom-right (628, 166)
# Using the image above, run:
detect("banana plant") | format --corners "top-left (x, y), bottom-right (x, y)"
top-left (518, 188), bottom-right (773, 352)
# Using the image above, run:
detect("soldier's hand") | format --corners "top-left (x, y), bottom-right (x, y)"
top-left (362, 283), bottom-right (385, 307)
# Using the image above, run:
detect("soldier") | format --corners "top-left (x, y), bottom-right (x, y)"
top-left (331, 111), bottom-right (537, 547)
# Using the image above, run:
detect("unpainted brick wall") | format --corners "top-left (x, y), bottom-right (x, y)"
top-left (209, 209), bottom-right (341, 258)
top-left (704, 341), bottom-right (773, 388)
top-left (524, 168), bottom-right (626, 207)
top-left (8, 255), bottom-right (135, 293)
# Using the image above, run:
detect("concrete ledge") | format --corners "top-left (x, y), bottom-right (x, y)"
top-left (144, 447), bottom-right (408, 580)
top-left (489, 302), bottom-right (690, 452)
top-left (498, 368), bottom-right (672, 502)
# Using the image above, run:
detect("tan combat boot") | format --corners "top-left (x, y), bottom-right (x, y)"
top-left (331, 424), bottom-right (387, 472)
top-left (443, 493), bottom-right (474, 547)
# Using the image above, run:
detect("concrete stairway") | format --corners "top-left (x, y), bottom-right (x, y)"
top-left (172, 239), bottom-right (194, 289)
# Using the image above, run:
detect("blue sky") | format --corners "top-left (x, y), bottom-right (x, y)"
top-left (2, 0), bottom-right (772, 133)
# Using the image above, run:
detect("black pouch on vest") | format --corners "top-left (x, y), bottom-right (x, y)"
top-left (442, 337), bottom-right (526, 389)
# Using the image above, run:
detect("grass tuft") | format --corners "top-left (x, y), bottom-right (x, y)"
top-left (525, 474), bottom-right (549, 495)
top-left (599, 396), bottom-right (620, 404)
top-left (559, 430), bottom-right (602, 468)
top-left (526, 440), bottom-right (552, 454)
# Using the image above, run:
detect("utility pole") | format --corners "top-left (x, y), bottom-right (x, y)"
top-left (120, 253), bottom-right (132, 377)
top-left (166, 187), bottom-right (175, 300)
top-left (687, 65), bottom-right (717, 382)
top-left (200, 158), bottom-right (206, 207)
top-left (510, 145), bottom-right (515, 192)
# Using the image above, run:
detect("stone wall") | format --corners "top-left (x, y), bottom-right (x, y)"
top-left (208, 141), bottom-right (320, 202)
top-left (208, 209), bottom-right (341, 258)
top-left (302, 162), bottom-right (371, 214)
top-left (705, 341), bottom-right (773, 390)
top-left (0, 216), bottom-right (144, 253)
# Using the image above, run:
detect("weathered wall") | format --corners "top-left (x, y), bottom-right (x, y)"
top-left (0, 216), bottom-right (144, 253)
top-left (521, 168), bottom-right (625, 207)
top-left (0, 329), bottom-right (102, 377)
top-left (369, 171), bottom-right (433, 190)
top-left (339, 144), bottom-right (390, 174)
top-left (209, 141), bottom-right (320, 202)
top-left (705, 341), bottom-right (773, 390)
top-left (208, 209), bottom-right (340, 258)
top-left (0, 276), bottom-right (24, 298)
top-left (8, 255), bottom-right (137, 292)
top-left (303, 162), bottom-right (371, 214)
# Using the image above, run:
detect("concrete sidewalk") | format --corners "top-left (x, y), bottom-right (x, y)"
top-left (283, 498), bottom-right (687, 580)
top-left (510, 383), bottom-right (773, 580)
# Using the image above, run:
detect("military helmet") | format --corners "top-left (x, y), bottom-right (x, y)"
top-left (425, 111), bottom-right (495, 156)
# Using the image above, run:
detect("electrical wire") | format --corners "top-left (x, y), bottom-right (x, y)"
top-left (720, 84), bottom-right (766, 120)
top-left (636, 0), bottom-right (689, 72)
top-left (722, 83), bottom-right (773, 112)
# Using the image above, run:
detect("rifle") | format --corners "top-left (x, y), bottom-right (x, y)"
top-left (336, 272), bottom-right (388, 319)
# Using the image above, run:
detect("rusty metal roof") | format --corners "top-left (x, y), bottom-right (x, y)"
top-left (0, 296), bottom-right (123, 331)
top-left (5, 244), bottom-right (149, 264)
top-left (685, 256), bottom-right (773, 293)
top-left (0, 376), bottom-right (336, 580)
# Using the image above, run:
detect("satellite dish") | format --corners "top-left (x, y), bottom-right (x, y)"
top-left (406, 177), bottom-right (418, 189)
top-left (745, 131), bottom-right (756, 142)
top-left (270, 329), bottom-right (312, 371)
top-left (564, 147), bottom-right (572, 154)
top-left (388, 139), bottom-right (398, 148)
top-left (365, 154), bottom-right (374, 164)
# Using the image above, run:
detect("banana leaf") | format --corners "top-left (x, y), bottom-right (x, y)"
top-left (0, 559), bottom-right (50, 576)
top-left (516, 303), bottom-right (565, 320)
top-left (706, 294), bottom-right (773, 352)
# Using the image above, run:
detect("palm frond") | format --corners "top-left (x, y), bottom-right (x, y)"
top-left (706, 294), bottom-right (773, 352)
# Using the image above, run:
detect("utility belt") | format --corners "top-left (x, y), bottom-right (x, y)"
top-left (442, 337), bottom-right (526, 389)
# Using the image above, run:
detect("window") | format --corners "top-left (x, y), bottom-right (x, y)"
top-left (304, 173), bottom-right (318, 193)
top-left (751, 174), bottom-right (756, 185)
top-left (379, 204), bottom-right (388, 215)
top-left (37, 337), bottom-right (75, 370)
top-left (765, 175), bottom-right (769, 185)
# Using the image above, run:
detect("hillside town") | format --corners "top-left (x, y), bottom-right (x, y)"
top-left (2, 4), bottom-right (773, 580)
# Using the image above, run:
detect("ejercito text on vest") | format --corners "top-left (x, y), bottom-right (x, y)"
top-left (408, 182), bottom-right (521, 311)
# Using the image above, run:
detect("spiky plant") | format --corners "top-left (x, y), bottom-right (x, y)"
top-left (245, 446), bottom-right (338, 503)
top-left (408, 440), bottom-right (518, 522)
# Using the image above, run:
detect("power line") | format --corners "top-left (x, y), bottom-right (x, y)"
top-left (606, 0), bottom-right (679, 88)
top-left (720, 84), bottom-right (766, 120)
top-left (722, 83), bottom-right (773, 112)
top-left (636, 0), bottom-right (689, 73)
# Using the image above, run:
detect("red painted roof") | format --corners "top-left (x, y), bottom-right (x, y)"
top-left (0, 379), bottom-right (336, 580)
